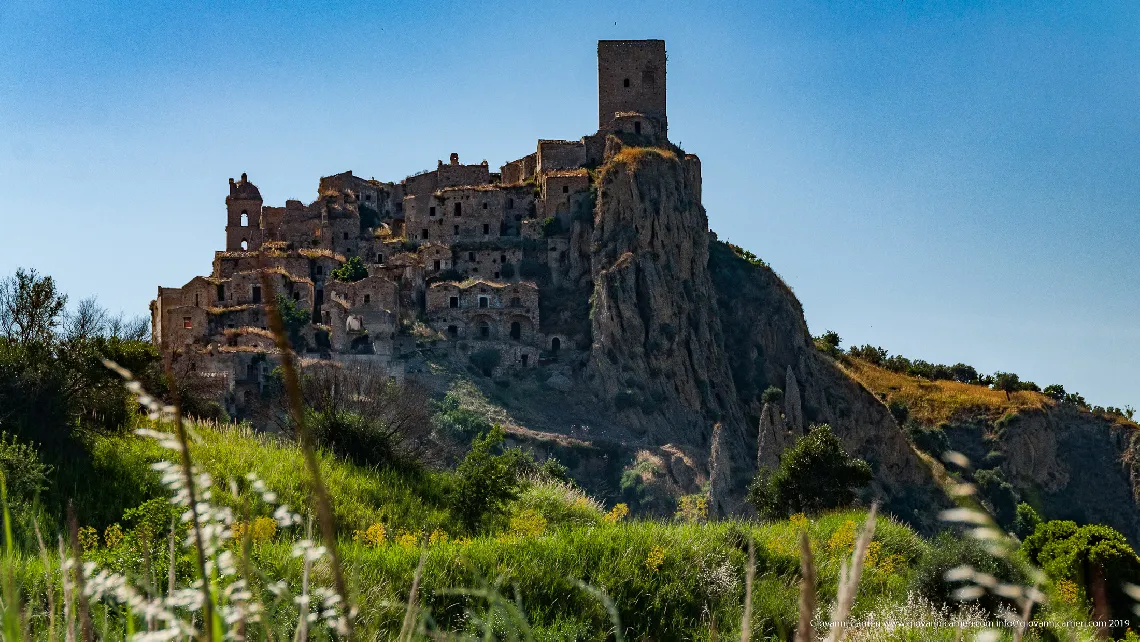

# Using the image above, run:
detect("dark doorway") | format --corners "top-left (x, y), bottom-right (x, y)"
top-left (510, 321), bottom-right (521, 340)
top-left (551, 337), bottom-right (560, 352)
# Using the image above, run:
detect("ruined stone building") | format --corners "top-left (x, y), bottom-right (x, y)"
top-left (151, 39), bottom-right (676, 418)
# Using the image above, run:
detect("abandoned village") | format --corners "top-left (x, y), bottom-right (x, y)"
top-left (151, 40), bottom-right (682, 418)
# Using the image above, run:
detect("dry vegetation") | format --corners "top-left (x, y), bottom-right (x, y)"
top-left (840, 358), bottom-right (1049, 425)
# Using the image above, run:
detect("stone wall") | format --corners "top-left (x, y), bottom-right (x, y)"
top-left (537, 140), bottom-right (587, 175)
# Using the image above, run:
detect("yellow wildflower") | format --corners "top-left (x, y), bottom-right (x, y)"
top-left (429, 529), bottom-right (449, 545)
top-left (395, 531), bottom-right (419, 547)
top-left (103, 524), bottom-right (124, 550)
top-left (827, 521), bottom-right (858, 557)
top-left (790, 513), bottom-right (808, 528)
top-left (1057, 579), bottom-right (1080, 604)
top-left (645, 545), bottom-right (666, 572)
top-left (509, 509), bottom-right (548, 537)
top-left (353, 523), bottom-right (386, 547)
top-left (78, 526), bottom-right (99, 553)
top-left (604, 503), bottom-right (630, 524)
top-left (675, 495), bottom-right (708, 523)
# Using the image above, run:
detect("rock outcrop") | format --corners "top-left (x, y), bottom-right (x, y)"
top-left (581, 143), bottom-right (942, 521)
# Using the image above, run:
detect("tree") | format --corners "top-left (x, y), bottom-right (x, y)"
top-left (330, 256), bottom-right (368, 283)
top-left (747, 424), bottom-right (872, 518)
top-left (1043, 384), bottom-right (1066, 401)
top-left (760, 386), bottom-right (783, 405)
top-left (991, 372), bottom-right (1021, 399)
top-left (451, 425), bottom-right (528, 533)
top-left (813, 330), bottom-right (842, 358)
top-left (275, 294), bottom-right (310, 351)
top-left (1012, 502), bottom-right (1041, 539)
top-left (0, 268), bottom-right (67, 345)
top-left (950, 363), bottom-right (980, 384)
top-left (1021, 520), bottom-right (1140, 628)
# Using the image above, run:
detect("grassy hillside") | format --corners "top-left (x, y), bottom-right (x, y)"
top-left (4, 420), bottom-right (1095, 640)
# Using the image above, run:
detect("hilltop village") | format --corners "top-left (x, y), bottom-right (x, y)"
top-left (151, 40), bottom-right (681, 418)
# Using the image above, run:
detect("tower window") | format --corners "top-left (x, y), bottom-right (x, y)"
top-left (240, 211), bottom-right (249, 227)
top-left (623, 78), bottom-right (630, 88)
top-left (217, 284), bottom-right (225, 301)
top-left (240, 240), bottom-right (249, 250)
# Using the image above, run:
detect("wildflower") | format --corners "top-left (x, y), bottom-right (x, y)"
top-left (509, 509), bottom-right (547, 537)
top-left (674, 495), bottom-right (708, 522)
top-left (603, 503), bottom-right (630, 524)
top-left (78, 526), bottom-right (100, 553)
top-left (645, 545), bottom-right (666, 572)
top-left (1056, 579), bottom-right (1080, 604)
top-left (395, 531), bottom-right (419, 547)
top-left (428, 528), bottom-right (449, 545)
top-left (353, 523), bottom-right (386, 547)
top-left (103, 523), bottom-right (124, 550)
top-left (789, 512), bottom-right (808, 528)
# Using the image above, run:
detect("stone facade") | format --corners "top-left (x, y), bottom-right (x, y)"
top-left (151, 39), bottom-right (673, 418)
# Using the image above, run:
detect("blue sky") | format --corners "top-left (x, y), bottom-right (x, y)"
top-left (1, 1), bottom-right (1137, 410)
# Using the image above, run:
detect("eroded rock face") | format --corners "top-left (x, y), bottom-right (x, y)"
top-left (583, 146), bottom-right (940, 521)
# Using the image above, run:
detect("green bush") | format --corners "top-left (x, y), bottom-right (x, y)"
top-left (1021, 520), bottom-right (1140, 626)
top-left (432, 393), bottom-right (493, 442)
top-left (451, 425), bottom-right (528, 533)
top-left (747, 424), bottom-right (872, 518)
top-left (1012, 502), bottom-right (1041, 539)
top-left (331, 256), bottom-right (368, 282)
top-left (541, 216), bottom-right (563, 237)
top-left (812, 330), bottom-right (842, 357)
top-left (760, 386), bottom-right (783, 405)
top-left (847, 344), bottom-right (887, 365)
top-left (909, 531), bottom-right (1025, 614)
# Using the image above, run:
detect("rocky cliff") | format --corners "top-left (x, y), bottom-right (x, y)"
top-left (578, 143), bottom-right (942, 521)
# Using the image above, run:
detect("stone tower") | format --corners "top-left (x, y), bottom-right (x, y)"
top-left (225, 173), bottom-right (263, 251)
top-left (597, 39), bottom-right (667, 134)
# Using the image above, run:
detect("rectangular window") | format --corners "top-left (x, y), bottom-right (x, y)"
top-left (315, 265), bottom-right (323, 276)
top-left (217, 284), bottom-right (225, 301)
top-left (422, 228), bottom-right (429, 239)
top-left (364, 294), bottom-right (371, 304)
top-left (449, 296), bottom-right (459, 308)
top-left (183, 317), bottom-right (192, 329)
top-left (453, 225), bottom-right (459, 235)
top-left (562, 185), bottom-right (568, 193)
top-left (252, 286), bottom-right (262, 304)
top-left (468, 252), bottom-right (475, 261)
top-left (434, 260), bottom-right (441, 270)
top-left (482, 223), bottom-right (490, 235)
top-left (479, 296), bottom-right (488, 308)
top-left (429, 206), bottom-right (436, 217)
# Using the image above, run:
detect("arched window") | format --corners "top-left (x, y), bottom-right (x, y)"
top-left (478, 321), bottom-right (490, 338)
top-left (510, 321), bottom-right (521, 340)
top-left (240, 239), bottom-right (249, 250)
top-left (551, 337), bottom-right (561, 352)
top-left (240, 210), bottom-right (249, 226)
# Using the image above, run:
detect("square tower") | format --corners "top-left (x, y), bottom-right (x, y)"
top-left (597, 39), bottom-right (667, 134)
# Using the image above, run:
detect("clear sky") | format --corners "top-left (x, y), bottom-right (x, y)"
top-left (1, 1), bottom-right (1137, 410)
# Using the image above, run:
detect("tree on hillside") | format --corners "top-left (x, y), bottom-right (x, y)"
top-left (747, 424), bottom-right (872, 518)
top-left (991, 372), bottom-right (1021, 399)
top-left (451, 425), bottom-right (529, 533)
top-left (0, 268), bottom-right (67, 345)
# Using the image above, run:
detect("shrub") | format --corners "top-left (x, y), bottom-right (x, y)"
top-left (331, 256), bottom-right (368, 282)
top-left (0, 431), bottom-right (50, 510)
top-left (724, 241), bottom-right (768, 267)
top-left (887, 400), bottom-right (909, 425)
top-left (1043, 384), bottom-right (1066, 401)
top-left (1021, 520), bottom-right (1140, 626)
top-left (432, 393), bottom-right (493, 442)
top-left (746, 424), bottom-right (872, 518)
top-left (469, 348), bottom-right (501, 376)
top-left (541, 216), bottom-right (563, 237)
top-left (451, 425), bottom-right (528, 533)
top-left (276, 293), bottom-right (310, 351)
top-left (910, 531), bottom-right (1025, 614)
top-left (847, 344), bottom-right (887, 365)
top-left (973, 467), bottom-right (1019, 526)
top-left (760, 386), bottom-right (783, 405)
top-left (813, 330), bottom-right (841, 357)
top-left (1013, 502), bottom-right (1041, 539)
top-left (950, 363), bottom-right (980, 384)
top-left (906, 423), bottom-right (948, 457)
